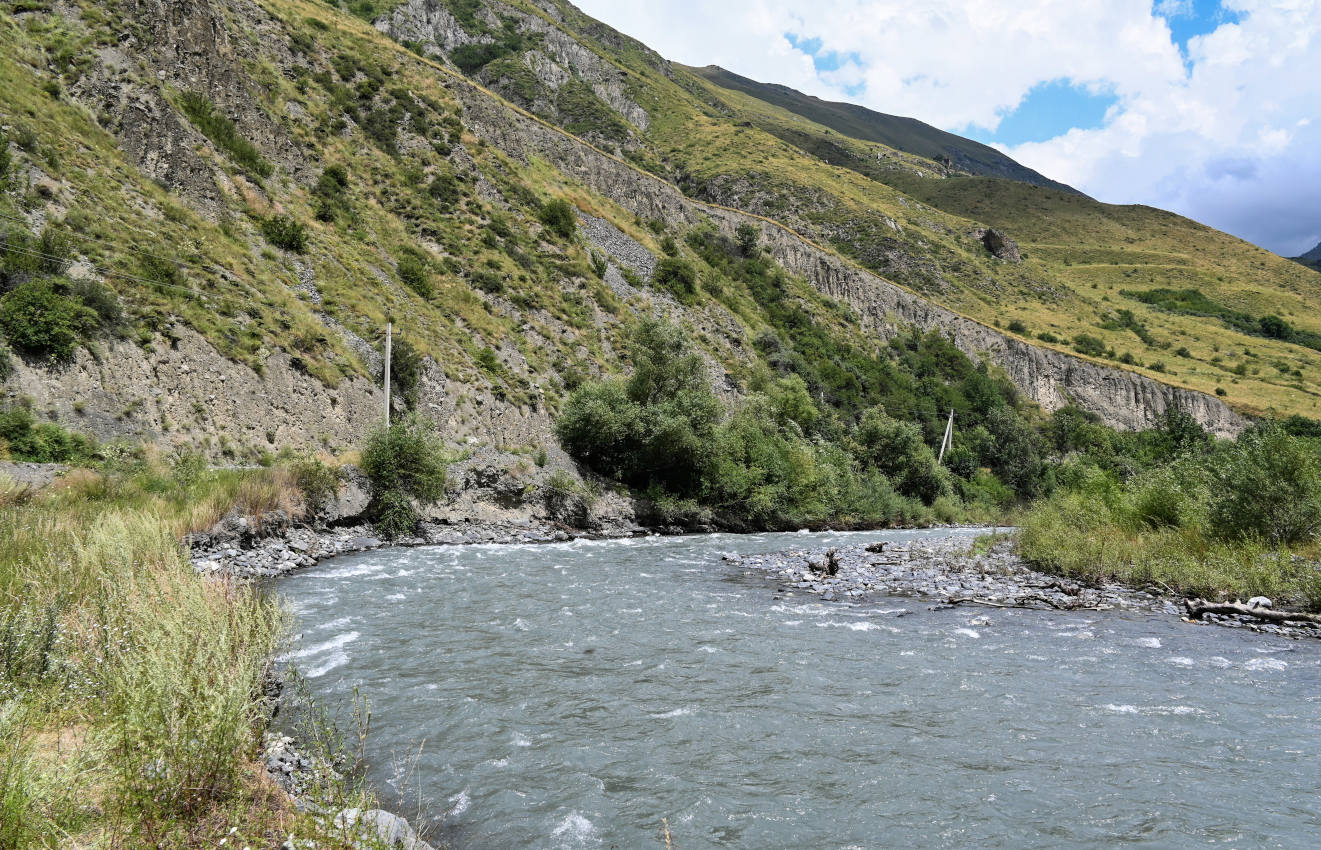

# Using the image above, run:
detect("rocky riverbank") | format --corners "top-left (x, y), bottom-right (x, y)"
top-left (730, 536), bottom-right (1321, 639)
top-left (186, 516), bottom-right (593, 580)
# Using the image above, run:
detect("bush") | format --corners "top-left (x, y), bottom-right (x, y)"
top-left (1073, 334), bottom-right (1107, 357)
top-left (555, 318), bottom-right (719, 494)
top-left (538, 199), bottom-right (577, 240)
top-left (389, 337), bottom-right (423, 409)
top-left (360, 415), bottom-right (448, 538)
top-left (396, 251), bottom-right (432, 298)
top-left (652, 256), bottom-right (698, 303)
top-left (260, 215), bottom-right (307, 252)
top-left (428, 172), bottom-right (461, 210)
top-left (1208, 425), bottom-right (1321, 544)
top-left (291, 457), bottom-right (340, 516)
top-left (1006, 319), bottom-right (1028, 335)
top-left (0, 279), bottom-right (98, 361)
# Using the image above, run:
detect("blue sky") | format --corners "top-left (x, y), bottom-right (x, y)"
top-left (573, 0), bottom-right (1321, 256)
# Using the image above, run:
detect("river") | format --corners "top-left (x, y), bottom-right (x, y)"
top-left (274, 528), bottom-right (1321, 849)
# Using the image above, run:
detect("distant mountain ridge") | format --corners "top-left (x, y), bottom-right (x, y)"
top-left (1295, 241), bottom-right (1321, 268)
top-left (687, 64), bottom-right (1081, 195)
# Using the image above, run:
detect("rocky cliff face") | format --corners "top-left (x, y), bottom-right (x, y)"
top-left (427, 67), bottom-right (1248, 437)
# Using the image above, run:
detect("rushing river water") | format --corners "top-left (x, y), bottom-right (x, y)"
top-left (275, 529), bottom-right (1321, 849)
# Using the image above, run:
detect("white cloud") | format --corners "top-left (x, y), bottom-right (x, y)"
top-left (571, 0), bottom-right (1321, 255)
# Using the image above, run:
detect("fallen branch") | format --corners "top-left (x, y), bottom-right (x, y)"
top-left (1184, 598), bottom-right (1321, 626)
top-left (947, 595), bottom-right (1102, 611)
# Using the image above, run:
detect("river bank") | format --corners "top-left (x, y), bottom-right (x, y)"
top-left (731, 535), bottom-right (1321, 640)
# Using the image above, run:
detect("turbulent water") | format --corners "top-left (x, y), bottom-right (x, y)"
top-left (275, 530), bottom-right (1321, 849)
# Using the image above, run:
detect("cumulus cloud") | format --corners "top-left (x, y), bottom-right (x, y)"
top-left (571, 0), bottom-right (1321, 256)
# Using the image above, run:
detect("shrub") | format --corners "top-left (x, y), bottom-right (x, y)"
top-left (313, 165), bottom-right (351, 222)
top-left (542, 468), bottom-right (594, 525)
top-left (652, 256), bottom-right (698, 302)
top-left (538, 199), bottom-right (576, 240)
top-left (735, 222), bottom-right (760, 256)
top-left (261, 215), bottom-right (307, 252)
top-left (291, 457), bottom-right (340, 516)
top-left (428, 172), bottom-right (461, 210)
top-left (555, 318), bottom-right (719, 493)
top-left (68, 278), bottom-right (123, 332)
top-left (360, 414), bottom-right (448, 538)
top-left (0, 279), bottom-right (97, 361)
top-left (396, 251), bottom-right (432, 298)
top-left (1208, 425), bottom-right (1321, 544)
top-left (1073, 334), bottom-right (1107, 357)
top-left (1006, 319), bottom-right (1028, 335)
top-left (389, 337), bottom-right (423, 409)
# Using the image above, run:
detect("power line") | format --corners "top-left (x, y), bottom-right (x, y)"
top-left (0, 209), bottom-right (252, 282)
top-left (0, 239), bottom-right (253, 301)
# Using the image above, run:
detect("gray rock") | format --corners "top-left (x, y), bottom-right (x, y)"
top-left (1247, 596), bottom-right (1273, 609)
top-left (334, 808), bottom-right (434, 850)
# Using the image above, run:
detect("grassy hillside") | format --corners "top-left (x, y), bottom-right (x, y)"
top-left (365, 0), bottom-right (1321, 422)
top-left (686, 64), bottom-right (1077, 193)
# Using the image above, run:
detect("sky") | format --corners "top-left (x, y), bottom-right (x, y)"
top-left (571, 0), bottom-right (1321, 257)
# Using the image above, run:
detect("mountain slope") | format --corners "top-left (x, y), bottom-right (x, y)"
top-left (686, 64), bottom-right (1079, 194)
top-left (4, 0), bottom-right (1310, 470)
top-left (362, 0), bottom-right (1321, 421)
top-left (1293, 241), bottom-right (1321, 271)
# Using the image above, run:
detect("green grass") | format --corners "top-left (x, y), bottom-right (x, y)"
top-left (0, 456), bottom-right (401, 845)
top-left (177, 91), bottom-right (274, 178)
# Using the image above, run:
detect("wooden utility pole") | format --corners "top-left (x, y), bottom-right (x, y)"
top-left (384, 320), bottom-right (392, 426)
top-left (938, 408), bottom-right (954, 463)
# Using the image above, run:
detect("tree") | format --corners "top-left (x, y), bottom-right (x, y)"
top-left (735, 222), bottom-right (760, 256)
top-left (538, 199), bottom-right (576, 240)
top-left (1208, 425), bottom-right (1321, 544)
top-left (555, 318), bottom-right (719, 494)
top-left (0, 279), bottom-right (97, 361)
top-left (651, 257), bottom-right (698, 303)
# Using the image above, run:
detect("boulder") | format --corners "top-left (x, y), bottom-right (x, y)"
top-left (334, 808), bottom-right (434, 850)
top-left (325, 464), bottom-right (372, 524)
top-left (972, 227), bottom-right (1022, 262)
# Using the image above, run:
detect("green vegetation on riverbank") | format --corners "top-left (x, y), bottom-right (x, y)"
top-left (556, 314), bottom-right (1040, 530)
top-left (1019, 418), bottom-right (1321, 608)
top-left (0, 454), bottom-right (386, 847)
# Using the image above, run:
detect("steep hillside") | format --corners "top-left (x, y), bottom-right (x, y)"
top-left (687, 64), bottom-right (1078, 194)
top-left (0, 0), bottom-right (1285, 479)
top-left (369, 0), bottom-right (1321, 422)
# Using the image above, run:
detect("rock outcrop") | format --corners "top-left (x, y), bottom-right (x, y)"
top-left (972, 227), bottom-right (1022, 262)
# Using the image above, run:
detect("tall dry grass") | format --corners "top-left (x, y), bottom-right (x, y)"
top-left (0, 461), bottom-right (295, 846)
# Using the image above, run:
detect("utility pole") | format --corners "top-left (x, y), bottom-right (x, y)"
top-left (938, 408), bottom-right (954, 463)
top-left (383, 320), bottom-right (392, 426)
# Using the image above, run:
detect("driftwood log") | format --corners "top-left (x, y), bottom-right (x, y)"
top-left (1184, 599), bottom-right (1321, 625)
top-left (947, 595), bottom-right (1101, 611)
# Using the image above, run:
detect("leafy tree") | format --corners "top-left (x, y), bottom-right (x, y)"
top-left (735, 222), bottom-right (760, 256)
top-left (261, 215), bottom-right (307, 252)
top-left (396, 250), bottom-right (432, 298)
top-left (652, 256), bottom-right (698, 303)
top-left (389, 337), bottom-right (423, 409)
top-left (1208, 425), bottom-right (1321, 544)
